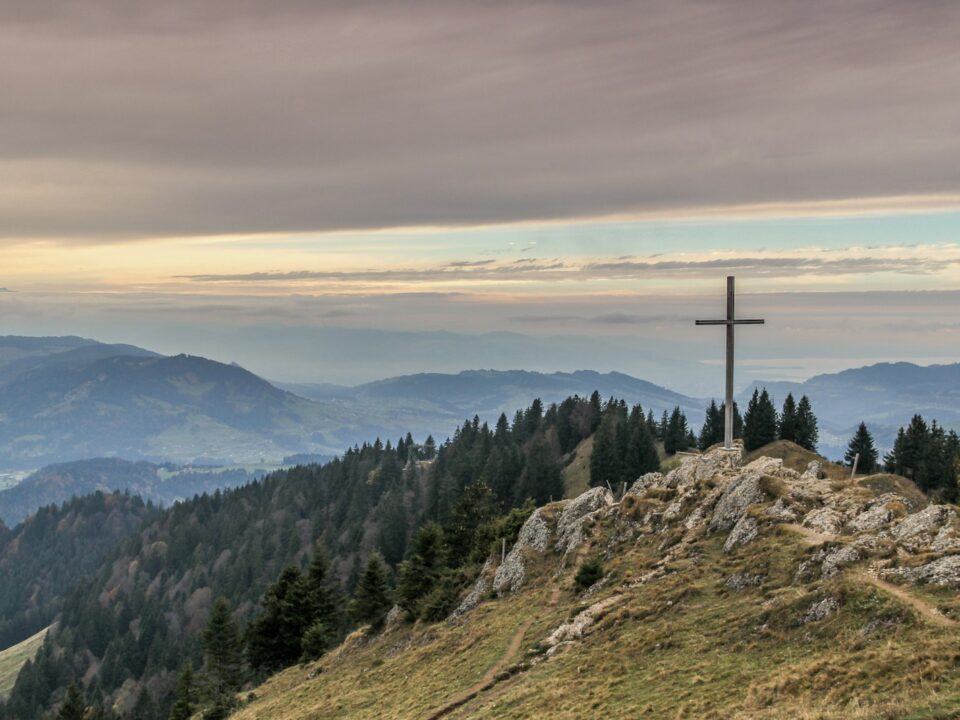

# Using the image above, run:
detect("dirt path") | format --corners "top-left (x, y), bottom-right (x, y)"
top-left (425, 584), bottom-right (564, 719)
top-left (855, 572), bottom-right (957, 628)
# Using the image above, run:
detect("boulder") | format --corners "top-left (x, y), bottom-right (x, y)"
top-left (802, 507), bottom-right (845, 536)
top-left (821, 544), bottom-right (860, 578)
top-left (799, 596), bottom-right (840, 624)
top-left (723, 515), bottom-right (759, 553)
top-left (709, 472), bottom-right (765, 531)
top-left (891, 505), bottom-right (957, 551)
top-left (800, 461), bottom-right (822, 482)
top-left (555, 487), bottom-right (613, 557)
top-left (885, 555), bottom-right (960, 587)
top-left (492, 508), bottom-right (551, 593)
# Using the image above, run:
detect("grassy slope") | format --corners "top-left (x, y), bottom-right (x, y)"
top-left (562, 435), bottom-right (593, 499)
top-left (0, 626), bottom-right (48, 698)
top-left (234, 478), bottom-right (960, 720)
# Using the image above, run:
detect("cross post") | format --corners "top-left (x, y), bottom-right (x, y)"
top-left (695, 276), bottom-right (764, 450)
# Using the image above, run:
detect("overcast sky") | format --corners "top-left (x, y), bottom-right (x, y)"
top-left (2, 0), bottom-right (959, 392)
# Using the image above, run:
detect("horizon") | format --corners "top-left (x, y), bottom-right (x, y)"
top-left (2, 1), bottom-right (959, 393)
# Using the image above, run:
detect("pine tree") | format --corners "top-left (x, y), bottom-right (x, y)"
top-left (351, 554), bottom-right (392, 629)
top-left (201, 597), bottom-right (243, 716)
top-left (169, 661), bottom-right (196, 720)
top-left (397, 523), bottom-right (448, 620)
top-left (778, 393), bottom-right (798, 442)
top-left (795, 395), bottom-right (819, 451)
top-left (698, 400), bottom-right (723, 451)
top-left (246, 566), bottom-right (314, 671)
top-left (519, 438), bottom-right (563, 504)
top-left (58, 684), bottom-right (88, 720)
top-left (624, 405), bottom-right (660, 481)
top-left (658, 410), bottom-right (669, 441)
top-left (664, 407), bottom-right (690, 455)
top-left (719, 401), bottom-right (743, 439)
top-left (743, 389), bottom-right (778, 451)
top-left (844, 422), bottom-right (878, 475)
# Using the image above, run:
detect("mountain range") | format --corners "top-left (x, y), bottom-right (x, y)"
top-left (742, 362), bottom-right (960, 459)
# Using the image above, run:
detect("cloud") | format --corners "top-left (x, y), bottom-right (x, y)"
top-left (3, 1), bottom-right (960, 241)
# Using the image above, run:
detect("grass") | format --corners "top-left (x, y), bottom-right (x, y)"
top-left (234, 463), bottom-right (960, 720)
top-left (562, 435), bottom-right (593, 499)
top-left (746, 440), bottom-right (849, 481)
top-left (0, 626), bottom-right (49, 698)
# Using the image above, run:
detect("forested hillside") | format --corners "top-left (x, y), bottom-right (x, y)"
top-left (0, 459), bottom-right (258, 527)
top-left (0, 393), bottom-right (666, 719)
top-left (0, 493), bottom-right (154, 652)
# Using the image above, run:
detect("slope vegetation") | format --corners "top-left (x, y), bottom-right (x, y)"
top-left (236, 448), bottom-right (960, 719)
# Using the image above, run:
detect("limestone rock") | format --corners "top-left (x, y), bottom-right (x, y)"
top-left (802, 507), bottom-right (845, 536)
top-left (493, 508), bottom-right (551, 593)
top-left (800, 461), bottom-right (822, 482)
top-left (891, 505), bottom-right (957, 551)
top-left (723, 515), bottom-right (759, 553)
top-left (932, 526), bottom-right (960, 553)
top-left (628, 472), bottom-right (663, 495)
top-left (821, 544), bottom-right (860, 578)
top-left (544, 594), bottom-right (624, 647)
top-left (885, 555), bottom-right (960, 587)
top-left (799, 596), bottom-right (840, 625)
top-left (849, 504), bottom-right (894, 533)
top-left (709, 472), bottom-right (764, 532)
top-left (764, 497), bottom-right (800, 523)
top-left (555, 487), bottom-right (613, 557)
top-left (450, 559), bottom-right (493, 620)
top-left (725, 573), bottom-right (765, 590)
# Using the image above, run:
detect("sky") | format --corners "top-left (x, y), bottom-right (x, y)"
top-left (2, 0), bottom-right (959, 394)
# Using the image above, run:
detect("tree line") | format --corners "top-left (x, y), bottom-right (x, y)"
top-left (697, 390), bottom-right (819, 452)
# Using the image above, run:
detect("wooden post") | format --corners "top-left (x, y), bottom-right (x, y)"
top-left (850, 452), bottom-right (860, 480)
top-left (501, 537), bottom-right (506, 563)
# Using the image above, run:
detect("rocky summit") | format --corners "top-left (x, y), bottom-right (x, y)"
top-left (235, 446), bottom-right (960, 719)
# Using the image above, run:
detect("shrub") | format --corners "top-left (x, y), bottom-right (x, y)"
top-left (575, 557), bottom-right (604, 591)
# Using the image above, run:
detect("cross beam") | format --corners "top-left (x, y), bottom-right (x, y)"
top-left (695, 276), bottom-right (764, 450)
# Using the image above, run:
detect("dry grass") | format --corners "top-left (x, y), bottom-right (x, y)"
top-left (746, 440), bottom-right (848, 481)
top-left (562, 435), bottom-right (593, 499)
top-left (0, 626), bottom-right (49, 698)
top-left (235, 500), bottom-right (960, 720)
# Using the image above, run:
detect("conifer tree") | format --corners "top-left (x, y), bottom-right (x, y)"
top-left (301, 547), bottom-right (342, 659)
top-left (778, 393), bottom-right (798, 442)
top-left (201, 597), bottom-right (243, 717)
top-left (58, 684), bottom-right (88, 720)
top-left (519, 438), bottom-right (564, 504)
top-left (664, 407), bottom-right (690, 455)
top-left (169, 661), bottom-right (196, 720)
top-left (397, 523), bottom-right (448, 620)
top-left (698, 400), bottom-right (723, 451)
top-left (246, 566), bottom-right (314, 671)
top-left (743, 389), bottom-right (778, 451)
top-left (624, 405), bottom-right (660, 481)
top-left (351, 554), bottom-right (392, 629)
top-left (795, 395), bottom-right (819, 451)
top-left (845, 422), bottom-right (878, 475)
top-left (719, 401), bottom-right (743, 439)
top-left (588, 391), bottom-right (603, 433)
top-left (658, 410), bottom-right (669, 441)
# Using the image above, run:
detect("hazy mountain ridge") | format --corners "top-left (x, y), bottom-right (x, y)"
top-left (744, 361), bottom-right (960, 458)
top-left (0, 458), bottom-right (260, 527)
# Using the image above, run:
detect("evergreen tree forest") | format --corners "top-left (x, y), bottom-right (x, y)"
top-left (0, 394), bottom-right (619, 720)
top-left (741, 389), bottom-right (819, 452)
top-left (589, 399), bottom-right (661, 490)
top-left (884, 415), bottom-right (960, 502)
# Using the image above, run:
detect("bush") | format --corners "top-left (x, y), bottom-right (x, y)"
top-left (575, 557), bottom-right (604, 591)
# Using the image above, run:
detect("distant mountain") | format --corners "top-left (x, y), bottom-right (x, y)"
top-left (281, 369), bottom-right (705, 425)
top-left (743, 362), bottom-right (960, 459)
top-left (0, 457), bottom-right (261, 527)
top-left (0, 351), bottom-right (357, 470)
top-left (0, 336), bottom-right (159, 385)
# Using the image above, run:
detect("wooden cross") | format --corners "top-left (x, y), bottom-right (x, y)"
top-left (695, 276), bottom-right (764, 450)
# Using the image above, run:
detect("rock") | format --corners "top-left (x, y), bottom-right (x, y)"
top-left (891, 505), bottom-right (957, 551)
top-left (628, 472), bottom-right (663, 495)
top-left (384, 605), bottom-right (404, 631)
top-left (492, 508), bottom-right (551, 593)
top-left (885, 555), bottom-right (960, 587)
top-left (709, 472), bottom-right (765, 531)
top-left (725, 573), bottom-right (765, 590)
top-left (932, 526), bottom-right (960, 553)
top-left (764, 497), bottom-right (800, 523)
top-left (802, 507), bottom-right (845, 536)
top-left (667, 447), bottom-right (742, 491)
top-left (799, 596), bottom-right (840, 625)
top-left (743, 457), bottom-right (784, 475)
top-left (555, 487), bottom-right (613, 557)
top-left (800, 461), bottom-right (822, 482)
top-left (544, 594), bottom-right (624, 646)
top-left (723, 515), bottom-right (759, 553)
top-left (849, 504), bottom-right (894, 533)
top-left (450, 559), bottom-right (493, 620)
top-left (821, 544), bottom-right (860, 578)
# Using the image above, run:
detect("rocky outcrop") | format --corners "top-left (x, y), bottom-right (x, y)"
top-left (555, 487), bottom-right (613, 558)
top-left (891, 505), bottom-right (957, 551)
top-left (803, 507), bottom-right (845, 536)
top-left (821, 544), bottom-right (861, 578)
top-left (451, 559), bottom-right (494, 620)
top-left (884, 556), bottom-right (960, 587)
top-left (723, 515), bottom-right (758, 553)
top-left (493, 509), bottom-right (551, 594)
top-left (544, 593), bottom-right (624, 650)
top-left (709, 472), bottom-right (764, 532)
top-left (799, 596), bottom-right (840, 624)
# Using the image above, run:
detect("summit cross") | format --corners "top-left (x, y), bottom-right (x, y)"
top-left (695, 276), bottom-right (765, 450)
